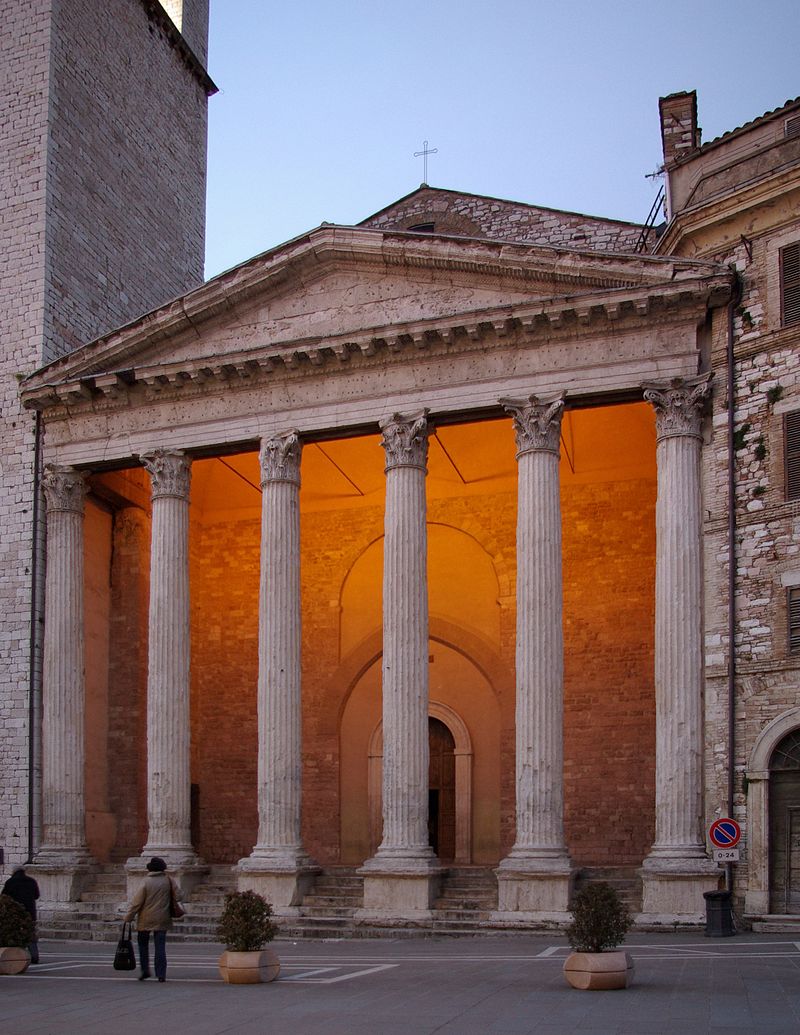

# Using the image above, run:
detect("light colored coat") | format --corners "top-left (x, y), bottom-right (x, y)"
top-left (124, 872), bottom-right (176, 931)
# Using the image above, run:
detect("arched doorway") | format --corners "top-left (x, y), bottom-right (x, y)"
top-left (367, 701), bottom-right (474, 863)
top-left (428, 718), bottom-right (455, 860)
top-left (769, 729), bottom-right (800, 913)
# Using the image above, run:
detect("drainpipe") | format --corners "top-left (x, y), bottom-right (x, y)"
top-left (27, 411), bottom-right (45, 863)
top-left (725, 280), bottom-right (741, 893)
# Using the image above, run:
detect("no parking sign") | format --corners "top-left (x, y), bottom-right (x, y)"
top-left (709, 818), bottom-right (741, 862)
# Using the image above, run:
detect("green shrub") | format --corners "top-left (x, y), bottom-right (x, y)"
top-left (0, 895), bottom-right (35, 948)
top-left (566, 882), bottom-right (632, 953)
top-left (216, 891), bottom-right (276, 952)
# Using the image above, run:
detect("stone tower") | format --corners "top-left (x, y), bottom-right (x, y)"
top-left (0, 0), bottom-right (213, 867)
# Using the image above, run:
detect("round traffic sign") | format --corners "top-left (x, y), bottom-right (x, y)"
top-left (709, 818), bottom-right (741, 848)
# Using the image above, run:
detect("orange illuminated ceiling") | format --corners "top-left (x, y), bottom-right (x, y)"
top-left (189, 402), bottom-right (656, 519)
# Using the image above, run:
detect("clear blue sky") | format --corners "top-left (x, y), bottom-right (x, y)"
top-left (204, 0), bottom-right (798, 279)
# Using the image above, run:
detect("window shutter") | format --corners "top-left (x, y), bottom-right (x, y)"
top-left (790, 589), bottom-right (800, 655)
top-left (782, 242), bottom-right (800, 326)
top-left (787, 411), bottom-right (800, 500)
top-left (785, 114), bottom-right (800, 140)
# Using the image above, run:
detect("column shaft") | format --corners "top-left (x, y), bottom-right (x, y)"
top-left (257, 434), bottom-right (302, 859)
top-left (643, 376), bottom-right (711, 863)
top-left (499, 396), bottom-right (570, 867)
top-left (38, 466), bottom-right (90, 861)
top-left (141, 450), bottom-right (195, 862)
top-left (365, 411), bottom-right (436, 872)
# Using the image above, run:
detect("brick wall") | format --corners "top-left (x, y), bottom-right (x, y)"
top-left (172, 469), bottom-right (656, 868)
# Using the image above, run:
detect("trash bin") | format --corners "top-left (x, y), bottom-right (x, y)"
top-left (703, 890), bottom-right (735, 937)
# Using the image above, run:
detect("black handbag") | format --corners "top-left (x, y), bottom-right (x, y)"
top-left (113, 921), bottom-right (137, 971)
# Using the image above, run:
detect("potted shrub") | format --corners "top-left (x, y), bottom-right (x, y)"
top-left (216, 890), bottom-right (280, 984)
top-left (563, 882), bottom-right (634, 990)
top-left (0, 895), bottom-right (35, 975)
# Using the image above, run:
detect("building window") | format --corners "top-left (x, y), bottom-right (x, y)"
top-left (408, 223), bottom-right (435, 233)
top-left (781, 243), bottom-right (800, 326)
top-left (787, 411), bottom-right (800, 500)
top-left (790, 589), bottom-right (800, 654)
top-left (785, 114), bottom-right (800, 140)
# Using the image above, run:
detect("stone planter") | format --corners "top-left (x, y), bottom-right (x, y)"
top-left (218, 948), bottom-right (280, 984)
top-left (0, 948), bottom-right (31, 976)
top-left (563, 950), bottom-right (634, 990)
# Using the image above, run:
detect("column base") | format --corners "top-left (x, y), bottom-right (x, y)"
top-left (357, 848), bottom-right (443, 920)
top-left (639, 852), bottom-right (720, 924)
top-left (29, 848), bottom-right (96, 907)
top-left (236, 849), bottom-right (320, 914)
top-left (493, 852), bottom-right (575, 921)
top-left (126, 851), bottom-right (209, 899)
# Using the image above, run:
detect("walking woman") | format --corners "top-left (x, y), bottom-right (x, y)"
top-left (124, 857), bottom-right (180, 982)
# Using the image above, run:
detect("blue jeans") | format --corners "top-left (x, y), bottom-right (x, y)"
top-left (137, 929), bottom-right (167, 980)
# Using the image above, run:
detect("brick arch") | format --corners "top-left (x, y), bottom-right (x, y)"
top-left (337, 522), bottom-right (511, 658)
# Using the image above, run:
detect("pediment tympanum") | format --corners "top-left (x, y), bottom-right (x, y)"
top-left (20, 225), bottom-right (733, 464)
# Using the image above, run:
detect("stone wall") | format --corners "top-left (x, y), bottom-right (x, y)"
top-left (701, 222), bottom-right (800, 907)
top-left (360, 187), bottom-right (652, 253)
top-left (0, 0), bottom-right (208, 870)
top-left (0, 0), bottom-right (52, 867)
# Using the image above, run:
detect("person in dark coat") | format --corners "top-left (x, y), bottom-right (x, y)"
top-left (2, 866), bottom-right (40, 964)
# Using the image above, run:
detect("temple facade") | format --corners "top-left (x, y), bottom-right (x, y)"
top-left (4, 3), bottom-right (800, 930)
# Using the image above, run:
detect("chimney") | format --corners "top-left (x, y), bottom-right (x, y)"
top-left (659, 91), bottom-right (700, 167)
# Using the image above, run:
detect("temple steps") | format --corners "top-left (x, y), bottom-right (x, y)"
top-left (37, 863), bottom-right (644, 941)
top-left (573, 866), bottom-right (643, 915)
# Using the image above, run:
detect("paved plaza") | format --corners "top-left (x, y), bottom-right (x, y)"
top-left (4, 932), bottom-right (800, 1034)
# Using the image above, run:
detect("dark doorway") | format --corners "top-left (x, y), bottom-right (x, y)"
top-left (769, 730), bottom-right (800, 913)
top-left (428, 717), bottom-right (455, 860)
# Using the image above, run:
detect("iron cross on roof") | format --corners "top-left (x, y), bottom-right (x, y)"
top-left (414, 139), bottom-right (438, 184)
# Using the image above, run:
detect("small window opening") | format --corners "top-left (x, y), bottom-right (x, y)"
top-left (786, 411), bottom-right (800, 501)
top-left (781, 242), bottom-right (800, 326)
top-left (408, 223), bottom-right (435, 233)
top-left (789, 588), bottom-right (800, 655)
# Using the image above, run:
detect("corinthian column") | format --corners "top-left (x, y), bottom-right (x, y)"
top-left (35, 465), bottom-right (92, 876)
top-left (238, 432), bottom-right (316, 911)
top-left (494, 395), bottom-right (573, 918)
top-left (640, 374), bottom-right (717, 919)
top-left (139, 449), bottom-right (197, 867)
top-left (359, 412), bottom-right (440, 919)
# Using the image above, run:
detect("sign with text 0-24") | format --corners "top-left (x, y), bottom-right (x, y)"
top-left (709, 818), bottom-right (741, 862)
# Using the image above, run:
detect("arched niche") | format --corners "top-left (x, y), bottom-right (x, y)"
top-left (338, 523), bottom-right (504, 659)
top-left (337, 625), bottom-right (506, 866)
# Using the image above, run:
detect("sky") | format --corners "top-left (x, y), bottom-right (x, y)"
top-left (203, 0), bottom-right (798, 280)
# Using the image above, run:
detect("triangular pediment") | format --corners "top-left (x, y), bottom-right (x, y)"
top-left (21, 224), bottom-right (731, 409)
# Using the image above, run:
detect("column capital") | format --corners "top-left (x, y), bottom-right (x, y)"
top-left (260, 430), bottom-right (301, 486)
top-left (642, 373), bottom-right (712, 441)
top-left (140, 449), bottom-right (191, 500)
top-left (41, 464), bottom-right (87, 514)
top-left (380, 410), bottom-right (430, 472)
top-left (500, 394), bottom-right (565, 457)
